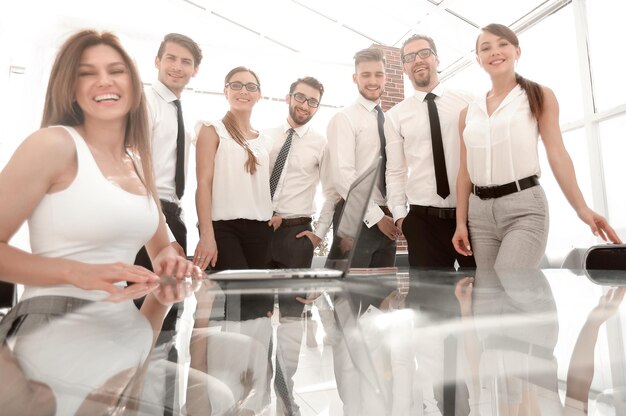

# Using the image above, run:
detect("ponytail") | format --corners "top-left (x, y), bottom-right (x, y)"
top-left (221, 111), bottom-right (259, 174)
top-left (515, 73), bottom-right (544, 122)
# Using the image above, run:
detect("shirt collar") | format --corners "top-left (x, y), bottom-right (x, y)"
top-left (283, 121), bottom-right (308, 138)
top-left (414, 82), bottom-right (445, 102)
top-left (152, 79), bottom-right (179, 104)
top-left (477, 84), bottom-right (523, 115)
top-left (356, 94), bottom-right (380, 113)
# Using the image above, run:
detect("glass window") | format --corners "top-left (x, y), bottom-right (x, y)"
top-left (539, 128), bottom-right (597, 266)
top-left (587, 1), bottom-right (626, 112)
top-left (516, 5), bottom-right (583, 124)
top-left (599, 115), bottom-right (626, 236)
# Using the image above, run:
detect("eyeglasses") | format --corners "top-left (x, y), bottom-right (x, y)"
top-left (290, 92), bottom-right (320, 108)
top-left (401, 48), bottom-right (436, 64)
top-left (225, 81), bottom-right (260, 92)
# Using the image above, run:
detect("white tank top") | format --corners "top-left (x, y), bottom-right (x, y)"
top-left (23, 126), bottom-right (160, 301)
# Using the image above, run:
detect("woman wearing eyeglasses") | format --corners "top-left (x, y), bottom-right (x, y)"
top-left (194, 66), bottom-right (273, 273)
top-left (192, 67), bottom-right (275, 414)
top-left (452, 23), bottom-right (621, 269)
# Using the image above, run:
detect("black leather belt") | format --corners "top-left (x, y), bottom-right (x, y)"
top-left (281, 217), bottom-right (312, 227)
top-left (472, 175), bottom-right (539, 200)
top-left (410, 205), bottom-right (456, 220)
top-left (379, 205), bottom-right (392, 216)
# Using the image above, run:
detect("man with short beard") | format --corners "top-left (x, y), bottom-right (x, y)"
top-left (263, 76), bottom-right (331, 415)
top-left (265, 76), bottom-right (330, 269)
top-left (325, 47), bottom-right (400, 268)
top-left (386, 34), bottom-right (476, 269)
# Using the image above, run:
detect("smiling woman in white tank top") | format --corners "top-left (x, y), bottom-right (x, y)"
top-left (0, 30), bottom-right (198, 415)
top-left (452, 23), bottom-right (621, 269)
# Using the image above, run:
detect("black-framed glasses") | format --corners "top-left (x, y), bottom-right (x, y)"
top-left (401, 48), bottom-right (436, 64)
top-left (225, 81), bottom-right (260, 92)
top-left (290, 92), bottom-right (320, 108)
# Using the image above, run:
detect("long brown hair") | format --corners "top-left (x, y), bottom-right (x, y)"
top-left (222, 66), bottom-right (261, 174)
top-left (41, 29), bottom-right (156, 198)
top-left (477, 23), bottom-right (544, 121)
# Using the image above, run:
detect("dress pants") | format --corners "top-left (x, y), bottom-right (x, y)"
top-left (211, 219), bottom-right (274, 321)
top-left (269, 222), bottom-right (314, 317)
top-left (333, 200), bottom-right (396, 268)
top-left (402, 208), bottom-right (476, 269)
top-left (468, 186), bottom-right (548, 269)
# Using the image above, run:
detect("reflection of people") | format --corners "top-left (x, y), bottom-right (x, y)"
top-left (133, 32), bottom-right (202, 416)
top-left (455, 269), bottom-right (560, 415)
top-left (565, 287), bottom-right (626, 414)
top-left (194, 66), bottom-right (273, 273)
top-left (453, 23), bottom-right (621, 269)
top-left (193, 67), bottom-right (274, 413)
top-left (325, 48), bottom-right (399, 268)
top-left (264, 76), bottom-right (330, 415)
top-left (0, 30), bottom-right (194, 415)
top-left (385, 34), bottom-right (476, 269)
top-left (190, 283), bottom-right (273, 415)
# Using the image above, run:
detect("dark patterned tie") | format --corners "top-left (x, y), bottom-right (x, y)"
top-left (425, 93), bottom-right (450, 199)
top-left (173, 99), bottom-right (185, 199)
top-left (270, 128), bottom-right (295, 199)
top-left (374, 105), bottom-right (387, 198)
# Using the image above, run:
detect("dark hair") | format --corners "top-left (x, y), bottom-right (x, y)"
top-left (157, 33), bottom-right (203, 67)
top-left (41, 29), bottom-right (155, 198)
top-left (222, 66), bottom-right (261, 174)
top-left (353, 47), bottom-right (385, 70)
top-left (288, 76), bottom-right (324, 100)
top-left (478, 23), bottom-right (544, 121)
top-left (401, 34), bottom-right (438, 57)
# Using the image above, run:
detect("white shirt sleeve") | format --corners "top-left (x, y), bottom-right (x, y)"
top-left (384, 109), bottom-right (409, 222)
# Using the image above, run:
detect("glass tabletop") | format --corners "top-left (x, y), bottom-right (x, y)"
top-left (2, 267), bottom-right (626, 415)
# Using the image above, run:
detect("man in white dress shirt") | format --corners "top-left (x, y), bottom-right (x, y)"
top-left (264, 76), bottom-right (331, 415)
top-left (326, 48), bottom-right (400, 268)
top-left (385, 34), bottom-right (473, 416)
top-left (385, 34), bottom-right (476, 270)
top-left (134, 33), bottom-right (202, 416)
top-left (266, 76), bottom-right (330, 270)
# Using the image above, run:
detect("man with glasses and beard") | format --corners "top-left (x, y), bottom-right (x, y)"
top-left (325, 48), bottom-right (400, 269)
top-left (263, 76), bottom-right (331, 415)
top-left (385, 34), bottom-right (476, 270)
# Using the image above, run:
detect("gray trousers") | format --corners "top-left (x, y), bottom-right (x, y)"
top-left (468, 186), bottom-right (549, 269)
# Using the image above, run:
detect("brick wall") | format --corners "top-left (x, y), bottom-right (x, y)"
top-left (370, 44), bottom-right (404, 111)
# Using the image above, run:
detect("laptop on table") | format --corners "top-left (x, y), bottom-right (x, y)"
top-left (209, 158), bottom-right (381, 281)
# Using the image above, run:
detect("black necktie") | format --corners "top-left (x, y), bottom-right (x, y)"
top-left (270, 128), bottom-right (295, 199)
top-left (374, 105), bottom-right (387, 198)
top-left (173, 99), bottom-right (185, 199)
top-left (425, 93), bottom-right (450, 199)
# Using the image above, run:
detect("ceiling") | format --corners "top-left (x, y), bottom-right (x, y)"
top-left (1, 0), bottom-right (570, 106)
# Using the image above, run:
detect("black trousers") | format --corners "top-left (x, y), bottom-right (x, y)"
top-left (333, 200), bottom-right (396, 268)
top-left (134, 200), bottom-right (187, 333)
top-left (269, 222), bottom-right (315, 318)
top-left (402, 207), bottom-right (476, 269)
top-left (212, 219), bottom-right (274, 321)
